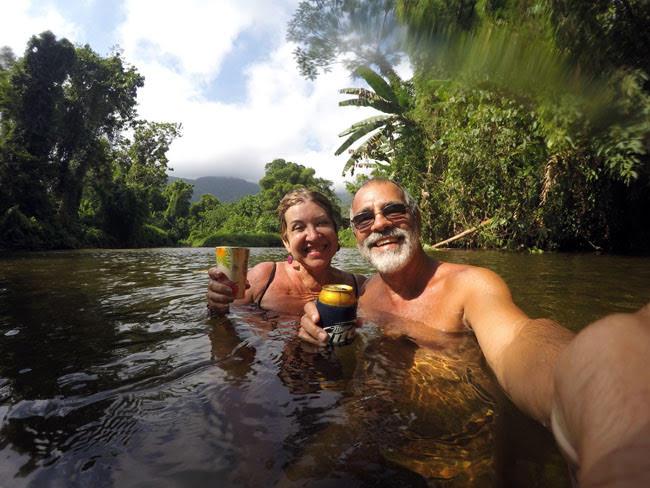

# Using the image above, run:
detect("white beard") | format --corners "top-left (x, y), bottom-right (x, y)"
top-left (358, 227), bottom-right (419, 274)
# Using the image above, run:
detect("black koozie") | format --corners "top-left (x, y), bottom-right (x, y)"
top-left (316, 300), bottom-right (357, 346)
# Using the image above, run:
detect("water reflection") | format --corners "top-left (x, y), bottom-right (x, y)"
top-left (278, 326), bottom-right (502, 486)
top-left (204, 299), bottom-right (503, 486)
top-left (0, 247), bottom-right (647, 487)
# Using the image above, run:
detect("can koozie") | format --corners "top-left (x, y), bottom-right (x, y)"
top-left (215, 246), bottom-right (249, 299)
top-left (316, 284), bottom-right (357, 346)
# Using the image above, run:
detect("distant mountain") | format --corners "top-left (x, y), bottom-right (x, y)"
top-left (335, 190), bottom-right (353, 208)
top-left (167, 175), bottom-right (353, 208)
top-left (168, 176), bottom-right (260, 203)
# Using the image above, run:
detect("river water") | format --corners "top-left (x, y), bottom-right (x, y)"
top-left (0, 247), bottom-right (648, 487)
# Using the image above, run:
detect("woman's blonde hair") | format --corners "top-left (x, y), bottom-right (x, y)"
top-left (277, 188), bottom-right (338, 240)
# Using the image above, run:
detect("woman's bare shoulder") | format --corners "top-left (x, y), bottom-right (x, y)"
top-left (246, 261), bottom-right (278, 288)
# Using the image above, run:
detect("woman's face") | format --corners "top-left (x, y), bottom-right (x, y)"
top-left (282, 200), bottom-right (338, 271)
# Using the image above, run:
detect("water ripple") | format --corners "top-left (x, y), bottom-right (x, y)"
top-left (0, 247), bottom-right (646, 486)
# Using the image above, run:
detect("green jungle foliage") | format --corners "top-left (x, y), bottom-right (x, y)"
top-left (337, 227), bottom-right (358, 248)
top-left (0, 34), bottom-right (341, 251)
top-left (4, 1), bottom-right (650, 254)
top-left (290, 0), bottom-right (650, 252)
top-left (0, 32), bottom-right (180, 250)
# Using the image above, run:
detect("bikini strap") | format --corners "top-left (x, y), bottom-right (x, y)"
top-left (352, 274), bottom-right (359, 298)
top-left (256, 262), bottom-right (277, 308)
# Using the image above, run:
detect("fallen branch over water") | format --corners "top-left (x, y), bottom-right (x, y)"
top-left (430, 218), bottom-right (494, 249)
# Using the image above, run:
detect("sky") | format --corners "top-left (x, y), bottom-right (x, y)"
top-left (0, 0), bottom-right (403, 191)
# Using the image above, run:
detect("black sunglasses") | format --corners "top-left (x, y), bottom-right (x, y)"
top-left (351, 202), bottom-right (409, 231)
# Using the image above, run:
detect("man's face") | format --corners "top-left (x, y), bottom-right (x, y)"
top-left (351, 181), bottom-right (420, 274)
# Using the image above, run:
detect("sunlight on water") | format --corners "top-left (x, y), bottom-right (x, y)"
top-left (0, 248), bottom-right (647, 487)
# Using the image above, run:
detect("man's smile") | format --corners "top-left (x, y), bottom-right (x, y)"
top-left (371, 236), bottom-right (403, 249)
top-left (364, 230), bottom-right (405, 250)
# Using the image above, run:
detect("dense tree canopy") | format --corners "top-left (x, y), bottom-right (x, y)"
top-left (3, 9), bottom-right (649, 253)
top-left (0, 32), bottom-right (179, 249)
top-left (549, 0), bottom-right (650, 83)
top-left (0, 33), bottom-right (340, 251)
top-left (1, 33), bottom-right (142, 247)
top-left (260, 158), bottom-right (338, 207)
top-left (297, 0), bottom-right (650, 251)
top-left (287, 0), bottom-right (404, 79)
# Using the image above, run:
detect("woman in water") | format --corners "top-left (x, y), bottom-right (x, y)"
top-left (206, 188), bottom-right (365, 316)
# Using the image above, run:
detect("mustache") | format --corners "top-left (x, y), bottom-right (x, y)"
top-left (363, 227), bottom-right (409, 248)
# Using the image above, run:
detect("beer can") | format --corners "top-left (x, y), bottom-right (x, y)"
top-left (316, 284), bottom-right (357, 346)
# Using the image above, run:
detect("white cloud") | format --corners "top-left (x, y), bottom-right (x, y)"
top-left (0, 0), bottom-right (81, 54)
top-left (120, 1), bottom-right (242, 78)
top-left (156, 39), bottom-right (377, 191)
top-left (115, 2), bottom-right (378, 191)
top-left (3, 1), bottom-right (383, 192)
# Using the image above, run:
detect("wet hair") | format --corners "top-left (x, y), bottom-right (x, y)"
top-left (349, 178), bottom-right (420, 226)
top-left (277, 188), bottom-right (338, 240)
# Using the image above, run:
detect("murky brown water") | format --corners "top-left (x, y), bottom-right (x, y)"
top-left (0, 247), bottom-right (648, 487)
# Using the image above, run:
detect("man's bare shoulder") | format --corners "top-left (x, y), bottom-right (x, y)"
top-left (436, 260), bottom-right (493, 278)
top-left (436, 260), bottom-right (474, 276)
top-left (437, 261), bottom-right (511, 295)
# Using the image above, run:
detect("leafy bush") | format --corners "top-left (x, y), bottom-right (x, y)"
top-left (133, 224), bottom-right (175, 248)
top-left (338, 228), bottom-right (357, 248)
top-left (80, 225), bottom-right (112, 248)
top-left (0, 205), bottom-right (46, 250)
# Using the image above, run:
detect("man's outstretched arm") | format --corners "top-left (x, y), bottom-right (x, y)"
top-left (462, 267), bottom-right (575, 426)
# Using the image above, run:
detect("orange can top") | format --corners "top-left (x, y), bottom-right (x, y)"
top-left (318, 284), bottom-right (356, 307)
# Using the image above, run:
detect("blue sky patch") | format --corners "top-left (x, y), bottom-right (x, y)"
top-left (202, 28), bottom-right (272, 104)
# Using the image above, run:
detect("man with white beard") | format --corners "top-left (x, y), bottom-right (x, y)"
top-left (302, 178), bottom-right (574, 423)
top-left (299, 178), bottom-right (650, 488)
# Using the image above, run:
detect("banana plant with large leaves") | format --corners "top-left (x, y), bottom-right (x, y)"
top-left (335, 65), bottom-right (413, 176)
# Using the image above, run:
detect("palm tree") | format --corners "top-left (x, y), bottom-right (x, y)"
top-left (335, 66), bottom-right (415, 176)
